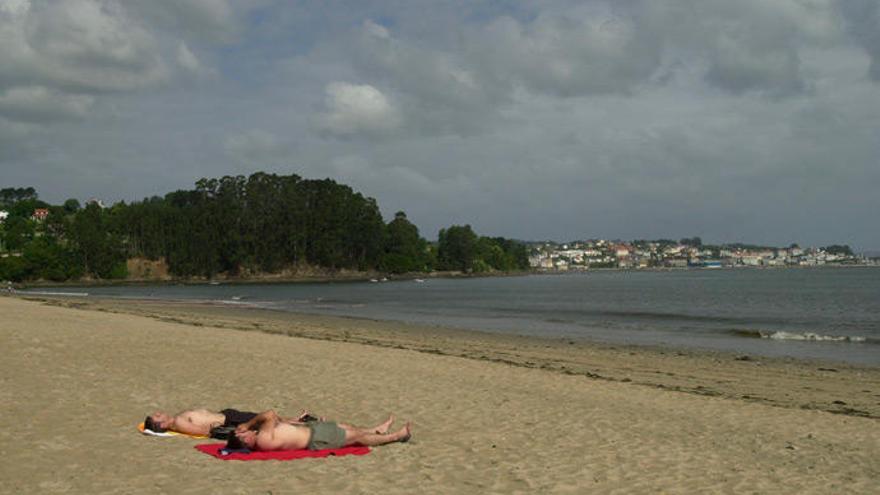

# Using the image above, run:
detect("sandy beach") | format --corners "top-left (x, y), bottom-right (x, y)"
top-left (1, 295), bottom-right (878, 494)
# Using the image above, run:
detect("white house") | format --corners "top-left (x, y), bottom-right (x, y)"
top-left (614, 244), bottom-right (631, 258)
top-left (31, 208), bottom-right (49, 221)
top-left (740, 256), bottom-right (762, 266)
top-left (0, 210), bottom-right (8, 223)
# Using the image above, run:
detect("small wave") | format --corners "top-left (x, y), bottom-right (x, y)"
top-left (763, 331), bottom-right (867, 343)
top-left (211, 298), bottom-right (259, 306)
top-left (729, 328), bottom-right (873, 343)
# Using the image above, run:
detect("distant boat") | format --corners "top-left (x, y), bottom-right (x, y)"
top-left (369, 279), bottom-right (379, 283)
top-left (209, 281), bottom-right (220, 285)
top-left (414, 278), bottom-right (425, 283)
top-left (380, 277), bottom-right (388, 282)
top-left (231, 295), bottom-right (243, 300)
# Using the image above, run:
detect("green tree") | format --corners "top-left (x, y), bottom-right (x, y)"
top-left (0, 255), bottom-right (28, 282)
top-left (0, 187), bottom-right (37, 206)
top-left (2, 216), bottom-right (34, 251)
top-left (381, 211), bottom-right (428, 273)
top-left (22, 237), bottom-right (73, 281)
top-left (822, 245), bottom-right (853, 256)
top-left (70, 203), bottom-right (126, 278)
top-left (63, 198), bottom-right (81, 214)
top-left (437, 225), bottom-right (478, 272)
top-left (473, 236), bottom-right (530, 272)
top-left (93, 172), bottom-right (392, 278)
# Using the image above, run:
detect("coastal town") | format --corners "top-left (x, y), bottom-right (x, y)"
top-left (528, 239), bottom-right (876, 271)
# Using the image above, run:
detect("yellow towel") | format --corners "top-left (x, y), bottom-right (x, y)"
top-left (138, 422), bottom-right (208, 439)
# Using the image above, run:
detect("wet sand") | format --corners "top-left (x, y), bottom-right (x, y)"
top-left (1, 295), bottom-right (878, 494)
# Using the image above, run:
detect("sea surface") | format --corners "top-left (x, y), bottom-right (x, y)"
top-left (26, 267), bottom-right (880, 366)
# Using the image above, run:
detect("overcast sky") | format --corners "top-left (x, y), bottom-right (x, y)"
top-left (1, 1), bottom-right (878, 249)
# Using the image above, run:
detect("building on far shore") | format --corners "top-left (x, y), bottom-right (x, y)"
top-left (31, 208), bottom-right (49, 222)
top-left (0, 210), bottom-right (8, 223)
top-left (528, 238), bottom-right (870, 271)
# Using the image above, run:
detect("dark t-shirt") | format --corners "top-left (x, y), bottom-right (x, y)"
top-left (220, 408), bottom-right (258, 427)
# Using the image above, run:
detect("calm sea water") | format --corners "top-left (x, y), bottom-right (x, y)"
top-left (29, 267), bottom-right (880, 366)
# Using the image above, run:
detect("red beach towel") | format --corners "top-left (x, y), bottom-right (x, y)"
top-left (195, 443), bottom-right (370, 461)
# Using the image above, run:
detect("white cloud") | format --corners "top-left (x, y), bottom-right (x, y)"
top-left (176, 42), bottom-right (204, 74)
top-left (0, 85), bottom-right (94, 122)
top-left (0, 0), bottom-right (28, 17)
top-left (0, 0), bottom-right (252, 129)
top-left (363, 19), bottom-right (389, 40)
top-left (472, 10), bottom-right (661, 97)
top-left (0, 0), bottom-right (170, 128)
top-left (315, 82), bottom-right (401, 137)
top-left (350, 20), bottom-right (505, 136)
top-left (21, 0), bottom-right (168, 92)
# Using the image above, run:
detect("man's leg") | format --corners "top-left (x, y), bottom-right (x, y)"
top-left (340, 422), bottom-right (412, 447)
top-left (337, 414), bottom-right (395, 435)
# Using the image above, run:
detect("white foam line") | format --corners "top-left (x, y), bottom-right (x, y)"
top-left (763, 331), bottom-right (867, 343)
top-left (20, 291), bottom-right (89, 297)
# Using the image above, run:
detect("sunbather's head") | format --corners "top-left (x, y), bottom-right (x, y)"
top-left (227, 430), bottom-right (257, 450)
top-left (145, 411), bottom-right (173, 432)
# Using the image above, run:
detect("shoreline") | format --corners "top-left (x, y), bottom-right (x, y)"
top-left (10, 262), bottom-right (875, 289)
top-left (21, 294), bottom-right (880, 419)
top-left (10, 268), bottom-right (530, 289)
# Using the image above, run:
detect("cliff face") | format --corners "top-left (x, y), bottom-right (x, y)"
top-left (122, 258), bottom-right (382, 283)
top-left (125, 257), bottom-right (171, 281)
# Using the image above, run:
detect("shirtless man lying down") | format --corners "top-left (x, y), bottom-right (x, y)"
top-left (144, 408), bottom-right (319, 436)
top-left (227, 410), bottom-right (412, 451)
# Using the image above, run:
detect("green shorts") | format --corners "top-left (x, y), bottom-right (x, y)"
top-left (306, 422), bottom-right (347, 451)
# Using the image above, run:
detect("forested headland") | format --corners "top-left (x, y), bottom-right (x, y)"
top-left (0, 174), bottom-right (529, 283)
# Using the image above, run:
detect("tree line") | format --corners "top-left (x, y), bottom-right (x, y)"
top-left (0, 172), bottom-right (529, 282)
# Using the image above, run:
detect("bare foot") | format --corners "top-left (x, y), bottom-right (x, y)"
top-left (399, 422), bottom-right (412, 443)
top-left (375, 414), bottom-right (395, 434)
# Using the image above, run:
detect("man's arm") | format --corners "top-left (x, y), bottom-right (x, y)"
top-left (253, 410), bottom-right (284, 450)
top-left (281, 411), bottom-right (324, 425)
top-left (236, 410), bottom-right (280, 434)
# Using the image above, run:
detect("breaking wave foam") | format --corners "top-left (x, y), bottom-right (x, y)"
top-left (764, 331), bottom-right (867, 342)
top-left (732, 329), bottom-right (871, 343)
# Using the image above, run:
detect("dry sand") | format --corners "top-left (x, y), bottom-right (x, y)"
top-left (1, 295), bottom-right (878, 494)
